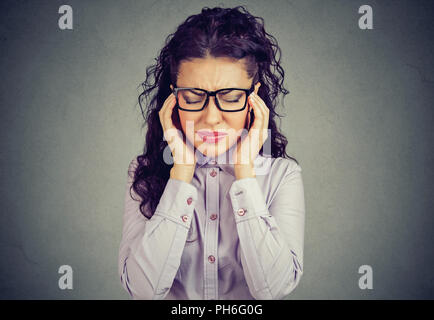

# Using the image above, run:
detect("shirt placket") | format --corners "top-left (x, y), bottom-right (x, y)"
top-left (204, 165), bottom-right (219, 300)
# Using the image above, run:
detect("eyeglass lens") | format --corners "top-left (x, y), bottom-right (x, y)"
top-left (176, 89), bottom-right (247, 111)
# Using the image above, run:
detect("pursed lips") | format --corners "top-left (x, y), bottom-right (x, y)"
top-left (197, 131), bottom-right (228, 142)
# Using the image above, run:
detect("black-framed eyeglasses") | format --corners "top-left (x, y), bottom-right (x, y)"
top-left (172, 83), bottom-right (255, 112)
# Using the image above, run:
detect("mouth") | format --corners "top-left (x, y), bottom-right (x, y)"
top-left (197, 131), bottom-right (228, 144)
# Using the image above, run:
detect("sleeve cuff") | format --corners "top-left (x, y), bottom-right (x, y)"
top-left (154, 178), bottom-right (198, 228)
top-left (228, 177), bottom-right (268, 223)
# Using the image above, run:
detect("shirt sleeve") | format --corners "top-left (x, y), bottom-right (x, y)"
top-left (118, 158), bottom-right (198, 299)
top-left (228, 161), bottom-right (305, 300)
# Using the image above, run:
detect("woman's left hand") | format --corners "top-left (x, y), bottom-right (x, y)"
top-left (232, 91), bottom-right (269, 179)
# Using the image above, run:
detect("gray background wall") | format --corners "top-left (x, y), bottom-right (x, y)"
top-left (0, 0), bottom-right (433, 299)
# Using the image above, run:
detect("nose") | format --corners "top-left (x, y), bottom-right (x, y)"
top-left (202, 96), bottom-right (223, 126)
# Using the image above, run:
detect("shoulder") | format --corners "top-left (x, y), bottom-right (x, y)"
top-left (254, 154), bottom-right (302, 178)
top-left (253, 155), bottom-right (303, 206)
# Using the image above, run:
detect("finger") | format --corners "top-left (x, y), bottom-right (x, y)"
top-left (252, 93), bottom-right (270, 131)
top-left (256, 96), bottom-right (270, 145)
top-left (160, 93), bottom-right (177, 131)
top-left (159, 93), bottom-right (173, 115)
top-left (158, 94), bottom-right (172, 129)
top-left (245, 102), bottom-right (251, 129)
top-left (250, 93), bottom-right (268, 145)
top-left (252, 92), bottom-right (268, 121)
top-left (246, 95), bottom-right (257, 133)
top-left (254, 94), bottom-right (269, 144)
top-left (246, 97), bottom-right (261, 148)
top-left (160, 94), bottom-right (179, 144)
top-left (161, 93), bottom-right (176, 128)
top-left (248, 93), bottom-right (264, 130)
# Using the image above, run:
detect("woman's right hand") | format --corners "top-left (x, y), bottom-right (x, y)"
top-left (159, 93), bottom-right (197, 182)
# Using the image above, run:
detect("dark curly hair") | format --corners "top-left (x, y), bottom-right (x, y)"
top-left (131, 6), bottom-right (298, 218)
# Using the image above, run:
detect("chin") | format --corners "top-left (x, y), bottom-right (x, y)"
top-left (201, 147), bottom-right (227, 158)
top-left (195, 136), bottom-right (234, 158)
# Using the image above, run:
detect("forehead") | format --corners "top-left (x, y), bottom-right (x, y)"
top-left (177, 57), bottom-right (250, 89)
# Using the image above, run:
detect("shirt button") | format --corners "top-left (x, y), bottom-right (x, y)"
top-left (187, 197), bottom-right (193, 205)
top-left (210, 213), bottom-right (218, 220)
top-left (181, 215), bottom-right (189, 222)
top-left (210, 169), bottom-right (217, 177)
top-left (237, 208), bottom-right (246, 216)
top-left (208, 255), bottom-right (215, 263)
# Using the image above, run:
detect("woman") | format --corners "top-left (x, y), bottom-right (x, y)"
top-left (118, 6), bottom-right (305, 300)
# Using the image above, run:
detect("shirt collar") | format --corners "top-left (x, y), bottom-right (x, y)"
top-left (195, 143), bottom-right (237, 176)
top-left (195, 143), bottom-right (269, 177)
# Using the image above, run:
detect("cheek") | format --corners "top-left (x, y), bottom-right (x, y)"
top-left (179, 112), bottom-right (199, 139)
top-left (178, 113), bottom-right (186, 132)
top-left (224, 110), bottom-right (248, 131)
top-left (223, 111), bottom-right (248, 147)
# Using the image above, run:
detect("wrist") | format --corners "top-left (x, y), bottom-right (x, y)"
top-left (234, 164), bottom-right (256, 180)
top-left (170, 164), bottom-right (195, 183)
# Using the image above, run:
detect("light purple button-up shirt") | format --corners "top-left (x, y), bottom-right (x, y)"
top-left (118, 145), bottom-right (305, 300)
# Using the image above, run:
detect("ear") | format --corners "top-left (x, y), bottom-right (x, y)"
top-left (170, 84), bottom-right (174, 91)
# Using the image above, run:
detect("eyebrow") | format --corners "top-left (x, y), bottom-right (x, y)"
top-left (183, 89), bottom-right (206, 96)
top-left (179, 86), bottom-right (244, 91)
